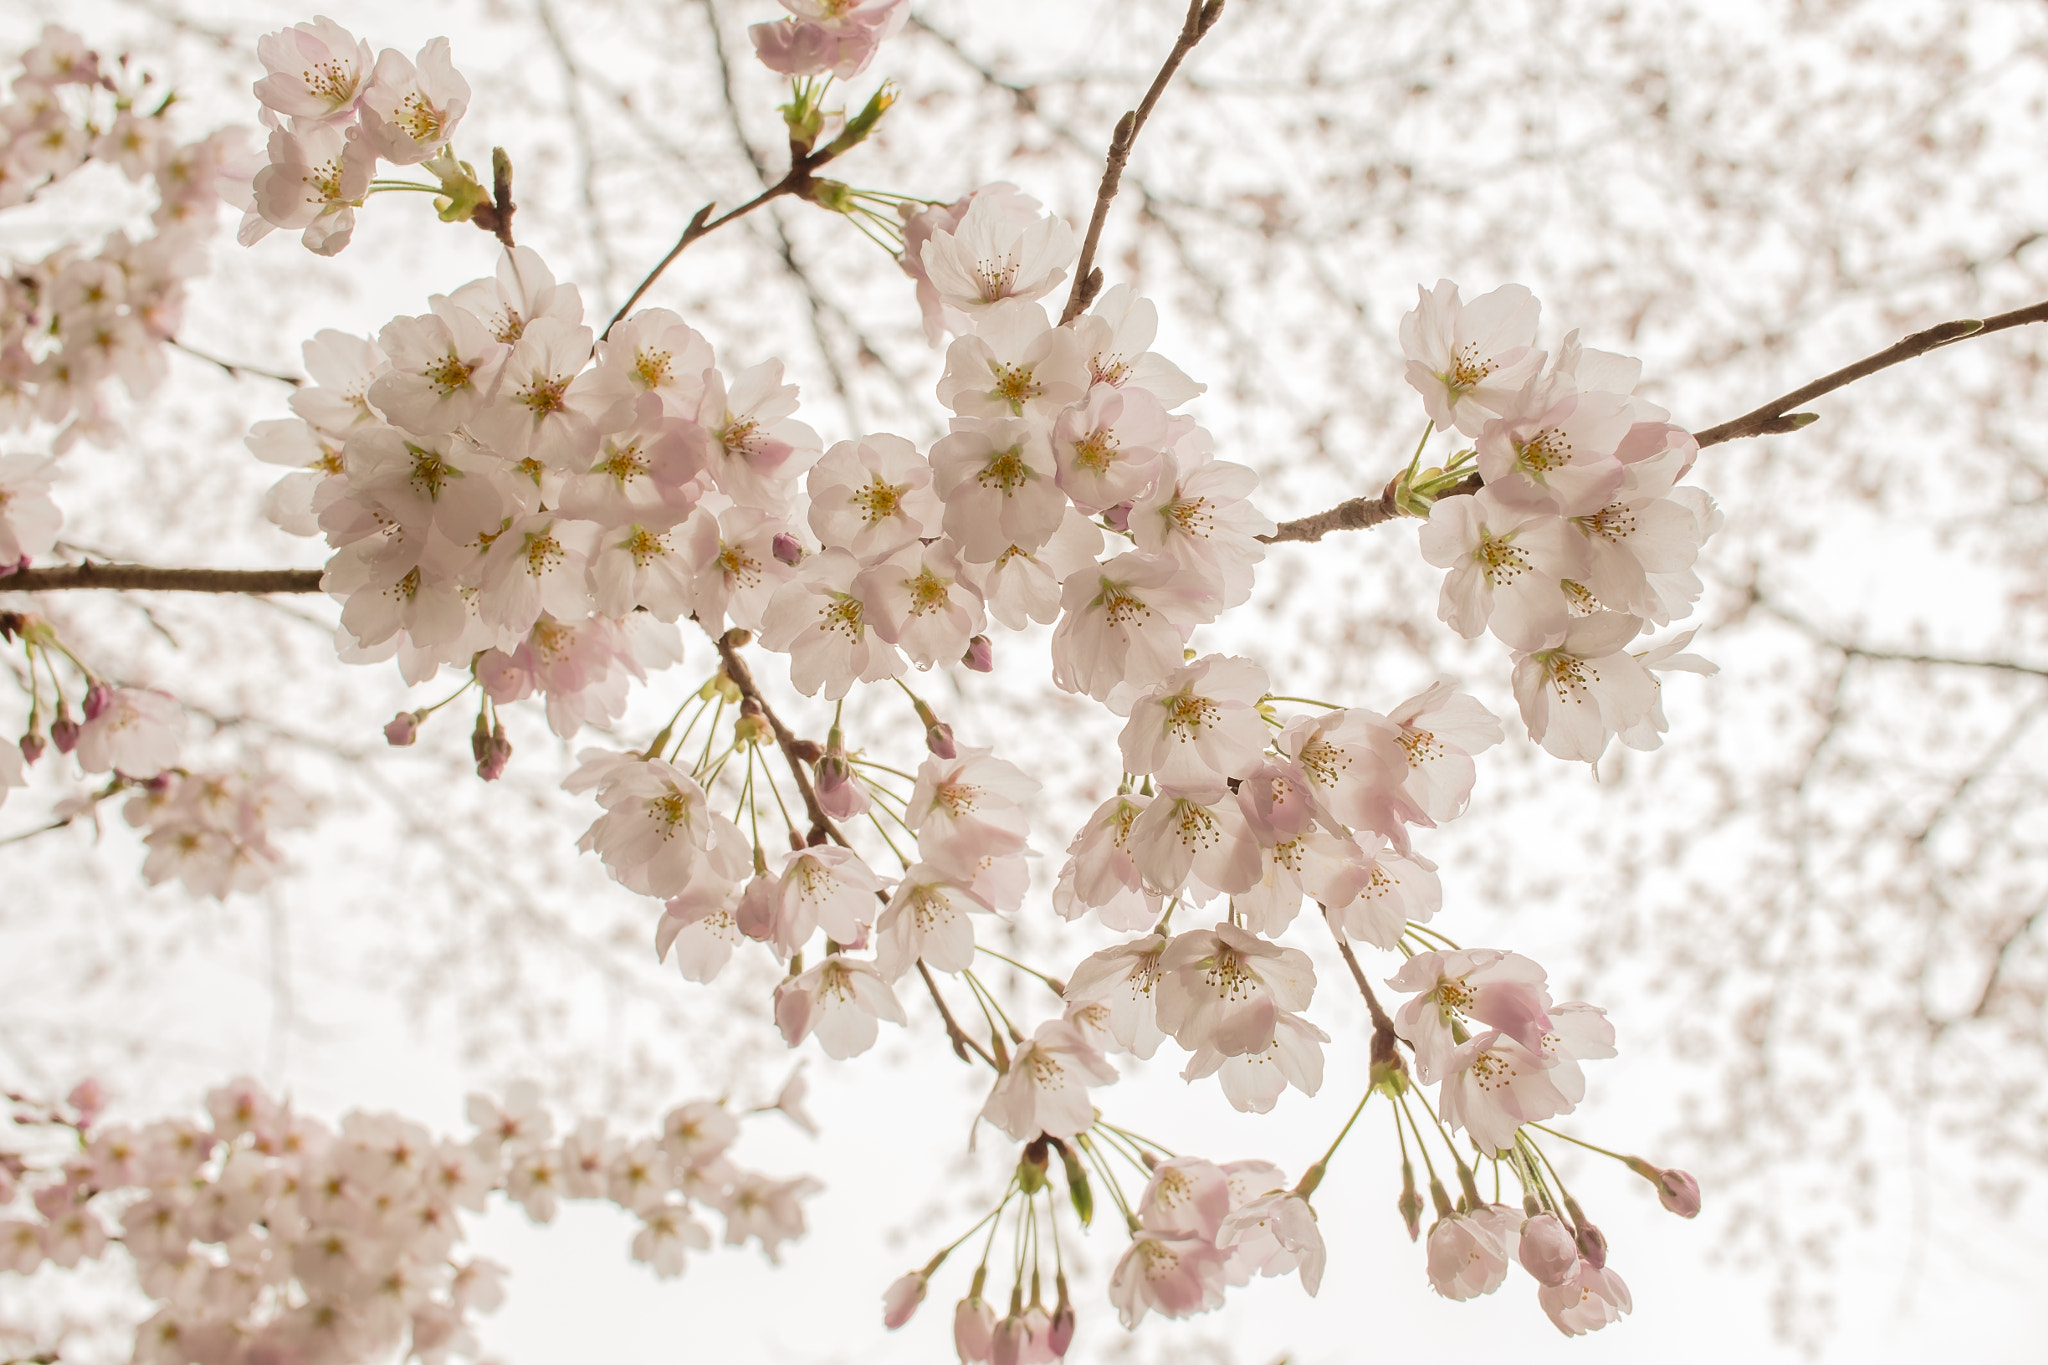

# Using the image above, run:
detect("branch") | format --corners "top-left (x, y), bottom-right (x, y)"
top-left (1693, 299), bottom-right (2048, 448)
top-left (0, 564), bottom-right (324, 594)
top-left (1058, 0), bottom-right (1227, 325)
top-left (1754, 592), bottom-right (2048, 680)
top-left (708, 626), bottom-right (838, 842)
top-left (168, 338), bottom-right (303, 388)
top-left (918, 959), bottom-right (999, 1068)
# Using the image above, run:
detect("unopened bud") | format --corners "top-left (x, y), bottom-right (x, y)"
top-left (1397, 1159), bottom-right (1423, 1241)
top-left (814, 754), bottom-right (870, 820)
top-left (1624, 1155), bottom-right (1702, 1218)
top-left (1018, 1138), bottom-right (1051, 1194)
top-left (772, 532), bottom-right (804, 565)
top-left (1049, 1276), bottom-right (1075, 1357)
top-left (881, 1271), bottom-right (927, 1330)
top-left (66, 1077), bottom-right (107, 1124)
top-left (991, 1314), bottom-right (1026, 1365)
top-left (734, 714), bottom-right (774, 746)
top-left (962, 635), bottom-right (994, 672)
top-left (1517, 1213), bottom-right (1579, 1287)
top-left (477, 722), bottom-right (511, 781)
top-left (384, 711), bottom-right (421, 746)
top-left (1369, 1023), bottom-right (1408, 1094)
top-left (18, 731), bottom-right (44, 764)
top-left (81, 683), bottom-right (112, 720)
top-left (925, 722), bottom-right (956, 759)
top-left (1574, 1217), bottom-right (1608, 1269)
top-left (50, 716), bottom-right (79, 754)
top-left (1056, 1142), bottom-right (1093, 1226)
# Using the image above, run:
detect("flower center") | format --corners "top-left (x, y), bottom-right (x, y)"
top-left (851, 475), bottom-right (902, 524)
top-left (990, 361), bottom-right (1040, 412)
top-left (422, 354), bottom-right (472, 396)
top-left (976, 447), bottom-right (1030, 493)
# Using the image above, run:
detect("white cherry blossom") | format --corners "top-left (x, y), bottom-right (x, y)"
top-left (1399, 280), bottom-right (1545, 436)
top-left (357, 38), bottom-right (470, 165)
top-left (806, 433), bottom-right (942, 557)
top-left (1053, 793), bottom-right (1162, 931)
top-left (1509, 611), bottom-right (1659, 762)
top-left (1127, 441), bottom-right (1274, 609)
top-left (853, 538), bottom-right (987, 669)
top-left (1062, 933), bottom-right (1167, 1059)
top-left (917, 188), bottom-right (1077, 321)
top-left (1182, 1009), bottom-right (1328, 1113)
top-left (936, 299), bottom-right (1087, 421)
top-left (1051, 383), bottom-right (1170, 515)
top-left (773, 954), bottom-right (906, 1059)
top-left (0, 453), bottom-right (61, 565)
top-left (1417, 485), bottom-right (1588, 650)
top-left (1051, 551), bottom-right (1218, 704)
top-left (1155, 923), bottom-right (1315, 1056)
top-left (1216, 1190), bottom-right (1325, 1295)
top-left (1118, 654), bottom-right (1273, 791)
top-left (74, 687), bottom-right (182, 778)
top-left (758, 547), bottom-right (907, 698)
top-left (253, 18), bottom-right (374, 125)
top-left (1073, 284), bottom-right (1203, 408)
top-left (979, 1018), bottom-right (1118, 1140)
top-left (929, 416), bottom-right (1066, 563)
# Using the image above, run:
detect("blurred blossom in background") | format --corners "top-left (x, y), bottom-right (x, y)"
top-left (2, 0), bottom-right (2046, 1361)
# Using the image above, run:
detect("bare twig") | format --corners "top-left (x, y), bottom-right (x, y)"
top-left (1059, 0), bottom-right (1228, 325)
top-left (1694, 299), bottom-right (2048, 448)
top-left (1754, 592), bottom-right (2048, 680)
top-left (168, 338), bottom-right (303, 388)
top-left (919, 959), bottom-right (999, 1068)
top-left (0, 564), bottom-right (324, 594)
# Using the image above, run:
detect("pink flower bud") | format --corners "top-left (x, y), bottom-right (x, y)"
top-left (1518, 1213), bottom-right (1579, 1287)
top-left (383, 711), bottom-right (421, 746)
top-left (925, 722), bottom-right (956, 759)
top-left (815, 755), bottom-right (871, 820)
top-left (476, 723), bottom-right (511, 781)
top-left (881, 1271), bottom-right (927, 1329)
top-left (1048, 1302), bottom-right (1075, 1357)
top-left (991, 1315), bottom-right (1026, 1365)
top-left (1574, 1218), bottom-right (1608, 1270)
top-left (50, 717), bottom-right (79, 753)
top-left (1656, 1168), bottom-right (1701, 1218)
top-left (734, 876), bottom-right (779, 943)
top-left (18, 731), bottom-right (44, 764)
top-left (953, 1295), bottom-right (996, 1363)
top-left (66, 1077), bottom-right (107, 1123)
top-left (772, 532), bottom-right (804, 565)
top-left (962, 635), bottom-right (994, 672)
top-left (81, 683), bottom-right (112, 720)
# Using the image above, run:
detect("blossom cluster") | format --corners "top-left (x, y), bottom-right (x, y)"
top-left (239, 17), bottom-right (472, 256)
top-left (0, 1076), bottom-right (816, 1365)
top-left (1106, 1157), bottom-right (1325, 1330)
top-left (749, 0), bottom-right (909, 81)
top-left (0, 26), bottom-right (250, 455)
top-left (1405, 281), bottom-right (1722, 762)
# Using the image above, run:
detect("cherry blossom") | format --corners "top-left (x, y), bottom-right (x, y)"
top-left (1117, 654), bottom-right (1272, 792)
top-left (1155, 924), bottom-right (1315, 1056)
top-left (582, 307), bottom-right (716, 421)
top-left (244, 120), bottom-right (375, 256)
top-left (1050, 551), bottom-right (1218, 704)
top-left (253, 18), bottom-right (374, 126)
top-left (1125, 790), bottom-right (1262, 901)
top-left (357, 38), bottom-right (471, 165)
top-left (568, 753), bottom-right (749, 899)
top-left (1509, 610), bottom-right (1659, 762)
top-left (1387, 948), bottom-right (1554, 1083)
top-left (1537, 1259), bottom-right (1633, 1335)
top-left (853, 538), bottom-right (988, 669)
top-left (758, 547), bottom-right (907, 698)
top-left (1107, 1233), bottom-right (1228, 1328)
top-left (1475, 379), bottom-right (1633, 518)
top-left (1400, 280), bottom-right (1545, 436)
top-left (1216, 1190), bottom-right (1326, 1294)
top-left (873, 867), bottom-right (989, 978)
top-left (970, 507), bottom-right (1104, 630)
top-left (1425, 1203), bottom-right (1520, 1300)
top-left (1050, 384), bottom-right (1170, 514)
top-left (807, 433), bottom-right (943, 556)
top-left (936, 299), bottom-right (1088, 422)
top-left (773, 953), bottom-right (906, 1058)
top-left (1054, 793), bottom-right (1164, 931)
top-left (748, 0), bottom-right (908, 81)
top-left (1384, 682), bottom-right (1503, 822)
top-left (1062, 934), bottom-right (1168, 1058)
top-left (1437, 1031), bottom-right (1576, 1154)
top-left (1417, 484), bottom-right (1588, 650)
top-left (1182, 1009), bottom-right (1329, 1113)
top-left (1234, 827), bottom-right (1376, 938)
top-left (770, 843), bottom-right (889, 957)
top-left (930, 416), bottom-right (1067, 563)
top-left (689, 359), bottom-right (820, 513)
top-left (73, 686), bottom-right (182, 778)
top-left (918, 188), bottom-right (1077, 322)
top-left (1072, 284), bottom-right (1203, 407)
top-left (1126, 442), bottom-right (1274, 610)
top-left (680, 502), bottom-right (798, 632)
top-left (368, 302), bottom-right (508, 434)
top-left (980, 1018), bottom-right (1119, 1140)
top-left (0, 453), bottom-right (61, 566)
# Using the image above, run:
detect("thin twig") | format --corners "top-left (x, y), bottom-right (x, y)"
top-left (168, 338), bottom-right (302, 388)
top-left (919, 960), bottom-right (999, 1067)
top-left (0, 564), bottom-right (324, 594)
top-left (1694, 300), bottom-right (2048, 448)
top-left (1058, 0), bottom-right (1227, 325)
top-left (1754, 592), bottom-right (2048, 680)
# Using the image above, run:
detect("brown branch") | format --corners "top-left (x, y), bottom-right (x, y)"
top-left (1693, 299), bottom-right (2048, 448)
top-left (1259, 480), bottom-right (1402, 544)
top-left (1754, 592), bottom-right (2048, 680)
top-left (1324, 907), bottom-right (1407, 1084)
top-left (919, 959), bottom-right (999, 1068)
top-left (168, 338), bottom-right (303, 388)
top-left (1058, 0), bottom-right (1227, 325)
top-left (0, 564), bottom-right (324, 594)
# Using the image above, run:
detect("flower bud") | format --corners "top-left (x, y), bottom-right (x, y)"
top-left (772, 532), bottom-right (804, 566)
top-left (962, 635), bottom-right (994, 673)
top-left (734, 875), bottom-right (779, 943)
top-left (954, 1294), bottom-right (995, 1363)
top-left (1017, 1138), bottom-right (1050, 1194)
top-left (881, 1271), bottom-right (927, 1330)
top-left (1517, 1213), bottom-right (1579, 1287)
top-left (477, 722), bottom-right (511, 781)
top-left (925, 722), bottom-right (956, 759)
top-left (384, 711), bottom-right (421, 746)
top-left (50, 716), bottom-right (79, 754)
top-left (1102, 501), bottom-right (1134, 532)
top-left (1397, 1159), bottom-right (1423, 1241)
top-left (18, 731), bottom-right (44, 764)
top-left (1656, 1167), bottom-right (1701, 1218)
top-left (81, 683), bottom-right (112, 721)
top-left (66, 1077), bottom-right (107, 1124)
top-left (734, 714), bottom-right (774, 746)
top-left (1048, 1273), bottom-right (1075, 1356)
top-left (991, 1315), bottom-right (1026, 1365)
top-left (1574, 1217), bottom-right (1608, 1270)
top-left (814, 755), bottom-right (870, 821)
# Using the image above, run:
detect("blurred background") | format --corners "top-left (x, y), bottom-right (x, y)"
top-left (2, 0), bottom-right (2046, 1360)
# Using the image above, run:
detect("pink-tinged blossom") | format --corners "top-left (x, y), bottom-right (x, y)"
top-left (123, 768), bottom-right (310, 900)
top-left (1127, 442), bottom-right (1274, 609)
top-left (474, 514), bottom-right (599, 636)
top-left (1388, 948), bottom-right (1554, 1083)
top-left (357, 39), bottom-right (471, 165)
top-left (929, 416), bottom-right (1066, 563)
top-left (1107, 1234), bottom-right (1228, 1328)
top-left (1233, 827), bottom-right (1375, 938)
top-left (1137, 1156), bottom-right (1234, 1240)
top-left (1217, 1191), bottom-right (1325, 1295)
top-left (1385, 682), bottom-right (1502, 822)
top-left (658, 879), bottom-right (745, 983)
top-left (1053, 794), bottom-right (1162, 932)
top-left (1438, 1031), bottom-right (1575, 1154)
top-left (1538, 1259), bottom-right (1632, 1336)
top-left (1476, 379), bottom-right (1633, 518)
top-left (631, 1204), bottom-right (711, 1279)
top-left (74, 687), bottom-right (182, 778)
top-left (854, 538), bottom-right (987, 669)
top-left (1400, 280), bottom-right (1545, 436)
top-left (720, 1172), bottom-right (821, 1263)
top-left (328, 527), bottom-right (474, 655)
top-left (580, 308), bottom-right (715, 424)
top-left (568, 753), bottom-right (749, 899)
top-left (1518, 1212), bottom-right (1580, 1286)
top-left (253, 18), bottom-right (374, 125)
top-left (1417, 485), bottom-right (1588, 650)
top-left (480, 614), bottom-right (679, 739)
top-left (1272, 708), bottom-right (1425, 851)
top-left (954, 1293), bottom-right (997, 1362)
top-left (807, 433), bottom-right (943, 557)
top-left (758, 547), bottom-right (906, 698)
top-left (244, 121), bottom-right (374, 256)
top-left (1051, 551), bottom-right (1217, 704)
top-left (1118, 654), bottom-right (1272, 791)
top-left (1325, 840), bottom-right (1441, 949)
top-left (882, 1271), bottom-right (928, 1330)
top-left (1573, 483), bottom-right (1721, 626)
top-left (448, 246), bottom-right (585, 345)
top-left (1509, 611), bottom-right (1659, 762)
top-left (1062, 933), bottom-right (1167, 1059)
top-left (680, 503), bottom-right (797, 632)
top-left (587, 513), bottom-right (702, 624)
top-left (1183, 1009), bottom-right (1329, 1113)
top-left (937, 299), bottom-right (1087, 422)
top-left (970, 508), bottom-right (1103, 630)
top-left (368, 302), bottom-right (508, 435)
top-left (874, 867), bottom-right (990, 979)
top-left (1126, 791), bottom-right (1262, 902)
top-left (906, 747), bottom-right (1037, 862)
top-left (749, 0), bottom-right (908, 80)
top-left (770, 844), bottom-right (888, 957)
top-left (290, 328), bottom-right (388, 437)
top-left (1534, 1001), bottom-right (1618, 1107)
top-left (1155, 924), bottom-right (1315, 1056)
top-left (691, 360), bottom-right (820, 513)
top-left (773, 954), bottom-right (906, 1059)
top-left (1052, 384), bottom-right (1170, 514)
top-left (980, 1018), bottom-right (1118, 1141)
top-left (331, 425), bottom-right (516, 543)
top-left (1426, 1204), bottom-right (1520, 1300)
top-left (919, 189), bottom-right (1077, 322)
top-left (472, 317), bottom-right (601, 471)
top-left (1074, 284), bottom-right (1203, 408)
top-left (0, 454), bottom-right (61, 564)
